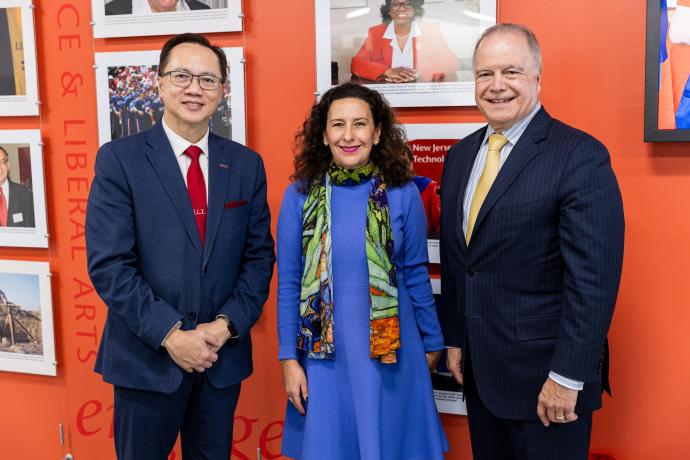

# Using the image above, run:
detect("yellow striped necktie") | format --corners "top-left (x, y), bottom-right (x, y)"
top-left (465, 133), bottom-right (509, 244)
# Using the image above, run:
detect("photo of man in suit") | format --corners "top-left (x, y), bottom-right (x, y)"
top-left (105, 0), bottom-right (211, 16)
top-left (86, 33), bottom-right (274, 459)
top-left (0, 146), bottom-right (35, 228)
top-left (439, 24), bottom-right (624, 459)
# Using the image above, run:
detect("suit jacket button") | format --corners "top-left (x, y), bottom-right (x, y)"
top-left (467, 268), bottom-right (476, 277)
top-left (187, 312), bottom-right (197, 321)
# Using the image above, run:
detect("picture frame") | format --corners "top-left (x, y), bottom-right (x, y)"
top-left (94, 48), bottom-right (247, 147)
top-left (0, 260), bottom-right (56, 377)
top-left (331, 0), bottom-right (368, 8)
top-left (0, 129), bottom-right (48, 248)
top-left (403, 122), bottom-right (485, 262)
top-left (0, 0), bottom-right (39, 116)
top-left (644, 0), bottom-right (690, 142)
top-left (316, 0), bottom-right (496, 107)
top-left (91, 0), bottom-right (243, 38)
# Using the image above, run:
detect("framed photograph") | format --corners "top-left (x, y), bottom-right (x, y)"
top-left (0, 260), bottom-right (56, 376)
top-left (92, 0), bottom-right (243, 38)
top-left (94, 48), bottom-right (246, 147)
top-left (0, 0), bottom-right (39, 116)
top-left (403, 122), bottom-right (484, 261)
top-left (431, 295), bottom-right (466, 415)
top-left (332, 0), bottom-right (368, 8)
top-left (316, 0), bottom-right (496, 107)
top-left (0, 129), bottom-right (48, 247)
top-left (644, 0), bottom-right (690, 141)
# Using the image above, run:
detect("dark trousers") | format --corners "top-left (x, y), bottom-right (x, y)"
top-left (114, 373), bottom-right (241, 460)
top-left (464, 350), bottom-right (592, 460)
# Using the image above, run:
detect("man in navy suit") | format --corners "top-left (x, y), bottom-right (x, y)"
top-left (439, 24), bottom-right (624, 459)
top-left (0, 146), bottom-right (35, 228)
top-left (86, 33), bottom-right (274, 459)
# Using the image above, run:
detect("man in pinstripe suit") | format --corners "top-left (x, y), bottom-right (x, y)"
top-left (439, 24), bottom-right (624, 459)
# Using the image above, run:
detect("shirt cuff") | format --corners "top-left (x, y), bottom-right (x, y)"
top-left (549, 371), bottom-right (584, 391)
top-left (161, 321), bottom-right (182, 347)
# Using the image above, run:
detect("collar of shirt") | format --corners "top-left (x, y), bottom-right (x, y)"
top-left (480, 102), bottom-right (542, 150)
top-left (383, 20), bottom-right (422, 41)
top-left (161, 118), bottom-right (210, 160)
top-left (132, 0), bottom-right (190, 14)
top-left (1, 180), bottom-right (8, 201)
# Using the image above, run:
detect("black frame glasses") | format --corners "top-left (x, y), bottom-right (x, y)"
top-left (390, 1), bottom-right (413, 10)
top-left (161, 70), bottom-right (224, 90)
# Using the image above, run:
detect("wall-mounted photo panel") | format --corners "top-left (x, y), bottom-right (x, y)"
top-left (0, 0), bottom-right (39, 116)
top-left (644, 0), bottom-right (690, 141)
top-left (403, 122), bottom-right (484, 261)
top-left (431, 294), bottom-right (466, 415)
top-left (92, 0), bottom-right (243, 38)
top-left (94, 48), bottom-right (246, 146)
top-left (0, 129), bottom-right (48, 247)
top-left (316, 0), bottom-right (496, 107)
top-left (0, 260), bottom-right (56, 376)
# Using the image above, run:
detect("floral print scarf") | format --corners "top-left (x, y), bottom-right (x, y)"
top-left (298, 162), bottom-right (400, 363)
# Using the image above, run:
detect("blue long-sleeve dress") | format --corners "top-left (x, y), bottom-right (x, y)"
top-left (277, 179), bottom-right (448, 460)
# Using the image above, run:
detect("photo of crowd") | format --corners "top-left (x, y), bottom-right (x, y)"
top-left (108, 64), bottom-right (232, 140)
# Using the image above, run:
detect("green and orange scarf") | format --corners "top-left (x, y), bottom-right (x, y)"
top-left (297, 162), bottom-right (400, 363)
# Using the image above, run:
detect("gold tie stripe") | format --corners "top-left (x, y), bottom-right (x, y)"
top-left (465, 133), bottom-right (508, 244)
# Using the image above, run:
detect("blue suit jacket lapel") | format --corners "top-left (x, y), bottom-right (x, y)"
top-left (203, 133), bottom-right (230, 266)
top-left (144, 123), bottom-right (203, 256)
top-left (471, 108), bottom-right (551, 239)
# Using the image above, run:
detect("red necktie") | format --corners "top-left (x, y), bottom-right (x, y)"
top-left (183, 145), bottom-right (207, 245)
top-left (0, 187), bottom-right (7, 227)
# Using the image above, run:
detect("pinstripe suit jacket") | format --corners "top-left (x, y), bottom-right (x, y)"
top-left (439, 107), bottom-right (624, 420)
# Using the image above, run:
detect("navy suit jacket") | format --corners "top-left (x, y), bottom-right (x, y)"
top-left (6, 180), bottom-right (35, 227)
top-left (86, 123), bottom-right (274, 393)
top-left (439, 108), bottom-right (624, 420)
top-left (105, 0), bottom-right (210, 15)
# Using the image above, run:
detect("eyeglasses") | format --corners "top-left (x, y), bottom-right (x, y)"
top-left (161, 70), bottom-right (224, 90)
top-left (390, 1), bottom-right (413, 10)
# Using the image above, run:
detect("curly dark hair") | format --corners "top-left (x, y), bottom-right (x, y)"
top-left (292, 83), bottom-right (413, 191)
top-left (380, 0), bottom-right (425, 23)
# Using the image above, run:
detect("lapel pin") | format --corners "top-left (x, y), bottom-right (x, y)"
top-left (219, 163), bottom-right (228, 169)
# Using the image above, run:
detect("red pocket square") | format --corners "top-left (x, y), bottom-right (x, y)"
top-left (224, 200), bottom-right (248, 209)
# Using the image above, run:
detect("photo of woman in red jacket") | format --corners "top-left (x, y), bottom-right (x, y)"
top-left (351, 0), bottom-right (459, 84)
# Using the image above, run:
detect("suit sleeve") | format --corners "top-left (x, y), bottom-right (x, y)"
top-left (351, 27), bottom-right (390, 81)
top-left (439, 146), bottom-right (465, 348)
top-left (215, 154), bottom-right (275, 337)
top-left (86, 143), bottom-right (183, 349)
top-left (549, 138), bottom-right (624, 382)
top-left (401, 185), bottom-right (444, 352)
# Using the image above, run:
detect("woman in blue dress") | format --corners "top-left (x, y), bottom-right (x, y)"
top-left (277, 83), bottom-right (448, 460)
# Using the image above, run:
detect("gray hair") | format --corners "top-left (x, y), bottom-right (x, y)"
top-left (473, 23), bottom-right (542, 74)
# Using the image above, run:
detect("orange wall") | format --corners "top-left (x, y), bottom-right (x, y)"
top-left (1, 1), bottom-right (689, 459)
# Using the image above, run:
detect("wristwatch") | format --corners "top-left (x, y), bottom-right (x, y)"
top-left (216, 314), bottom-right (239, 346)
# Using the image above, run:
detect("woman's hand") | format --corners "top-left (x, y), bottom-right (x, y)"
top-left (382, 67), bottom-right (417, 83)
top-left (425, 350), bottom-right (442, 372)
top-left (281, 359), bottom-right (308, 415)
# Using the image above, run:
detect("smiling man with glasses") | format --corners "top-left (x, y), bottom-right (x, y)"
top-left (86, 33), bottom-right (275, 460)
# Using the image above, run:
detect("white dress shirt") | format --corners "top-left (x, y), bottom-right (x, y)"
top-left (383, 20), bottom-right (422, 69)
top-left (161, 118), bottom-right (209, 197)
